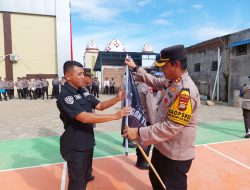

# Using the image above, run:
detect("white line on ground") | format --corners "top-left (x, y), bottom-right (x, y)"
top-left (60, 162), bottom-right (67, 190)
top-left (197, 138), bottom-right (249, 146)
top-left (0, 153), bottom-right (136, 172)
top-left (1, 139), bottom-right (248, 172)
top-left (204, 144), bottom-right (250, 170)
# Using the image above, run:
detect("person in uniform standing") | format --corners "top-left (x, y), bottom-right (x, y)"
top-left (22, 77), bottom-right (28, 99)
top-left (123, 45), bottom-right (200, 190)
top-left (42, 78), bottom-right (49, 100)
top-left (0, 76), bottom-right (7, 101)
top-left (9, 79), bottom-right (14, 98)
top-left (103, 77), bottom-right (110, 94)
top-left (27, 78), bottom-right (34, 100)
top-left (92, 77), bottom-right (100, 98)
top-left (135, 81), bottom-right (155, 169)
top-left (110, 78), bottom-right (115, 94)
top-left (57, 60), bottom-right (131, 190)
top-left (15, 77), bottom-right (24, 99)
top-left (240, 76), bottom-right (250, 138)
top-left (5, 78), bottom-right (11, 100)
top-left (51, 76), bottom-right (60, 99)
top-left (84, 73), bottom-right (93, 92)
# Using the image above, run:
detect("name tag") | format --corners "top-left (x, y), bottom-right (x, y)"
top-left (74, 94), bottom-right (82, 100)
top-left (83, 92), bottom-right (90, 97)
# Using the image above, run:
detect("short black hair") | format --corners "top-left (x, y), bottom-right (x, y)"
top-left (170, 57), bottom-right (187, 71)
top-left (63, 60), bottom-right (83, 75)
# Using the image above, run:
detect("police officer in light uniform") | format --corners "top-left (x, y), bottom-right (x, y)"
top-left (135, 80), bottom-right (155, 169)
top-left (57, 60), bottom-right (130, 190)
top-left (0, 76), bottom-right (7, 101)
top-left (124, 45), bottom-right (200, 190)
top-left (15, 77), bottom-right (24, 99)
top-left (41, 78), bottom-right (49, 100)
top-left (241, 76), bottom-right (250, 138)
top-left (51, 76), bottom-right (60, 99)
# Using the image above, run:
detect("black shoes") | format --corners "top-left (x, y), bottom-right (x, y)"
top-left (136, 161), bottom-right (150, 170)
top-left (244, 133), bottom-right (250, 138)
top-left (86, 175), bottom-right (95, 182)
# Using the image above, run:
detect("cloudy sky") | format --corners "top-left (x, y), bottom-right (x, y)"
top-left (70, 0), bottom-right (250, 63)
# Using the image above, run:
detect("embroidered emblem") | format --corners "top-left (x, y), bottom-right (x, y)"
top-left (167, 89), bottom-right (192, 125)
top-left (178, 93), bottom-right (189, 111)
top-left (64, 96), bottom-right (74, 104)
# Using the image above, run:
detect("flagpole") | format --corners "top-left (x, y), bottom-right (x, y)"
top-left (134, 140), bottom-right (167, 190)
top-left (124, 64), bottom-right (129, 156)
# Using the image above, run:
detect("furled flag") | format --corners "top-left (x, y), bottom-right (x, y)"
top-left (121, 69), bottom-right (147, 134)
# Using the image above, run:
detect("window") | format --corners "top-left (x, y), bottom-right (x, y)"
top-left (194, 63), bottom-right (201, 72)
top-left (236, 44), bottom-right (247, 56)
top-left (211, 61), bottom-right (218, 71)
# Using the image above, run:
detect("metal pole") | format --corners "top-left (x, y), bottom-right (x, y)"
top-left (217, 47), bottom-right (220, 101)
top-left (124, 63), bottom-right (129, 156)
top-left (211, 48), bottom-right (221, 101)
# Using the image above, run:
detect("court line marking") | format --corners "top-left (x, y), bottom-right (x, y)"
top-left (0, 153), bottom-right (136, 172)
top-left (0, 139), bottom-right (249, 172)
top-left (197, 138), bottom-right (249, 146)
top-left (60, 162), bottom-right (67, 190)
top-left (204, 144), bottom-right (250, 170)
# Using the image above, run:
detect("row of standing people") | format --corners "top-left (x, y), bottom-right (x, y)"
top-left (0, 76), bottom-right (66, 101)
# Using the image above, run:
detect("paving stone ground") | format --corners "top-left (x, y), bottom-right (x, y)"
top-left (0, 95), bottom-right (243, 141)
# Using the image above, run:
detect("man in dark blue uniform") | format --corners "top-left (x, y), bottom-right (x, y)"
top-left (57, 60), bottom-right (130, 190)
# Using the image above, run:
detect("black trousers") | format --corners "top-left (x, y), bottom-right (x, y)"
top-left (103, 86), bottom-right (109, 94)
top-left (42, 87), bottom-right (48, 99)
top-left (136, 145), bottom-right (151, 161)
top-left (110, 86), bottom-right (115, 94)
top-left (93, 86), bottom-right (99, 98)
top-left (149, 148), bottom-right (192, 190)
top-left (17, 89), bottom-right (24, 99)
top-left (6, 89), bottom-right (11, 99)
top-left (66, 149), bottom-right (93, 190)
top-left (242, 108), bottom-right (250, 133)
top-left (0, 91), bottom-right (7, 100)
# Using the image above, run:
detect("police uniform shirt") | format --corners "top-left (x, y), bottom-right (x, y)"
top-left (135, 68), bottom-right (200, 161)
top-left (137, 82), bottom-right (155, 124)
top-left (57, 82), bottom-right (100, 158)
top-left (42, 80), bottom-right (49, 87)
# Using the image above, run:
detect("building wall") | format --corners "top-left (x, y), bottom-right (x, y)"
top-left (0, 13), bottom-right (5, 78)
top-left (84, 51), bottom-right (98, 71)
top-left (187, 28), bottom-right (250, 105)
top-left (11, 13), bottom-right (57, 79)
top-left (228, 29), bottom-right (250, 104)
top-left (187, 46), bottom-right (227, 101)
top-left (0, 0), bottom-right (71, 78)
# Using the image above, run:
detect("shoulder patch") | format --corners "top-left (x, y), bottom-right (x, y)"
top-left (64, 96), bottom-right (74, 104)
top-left (167, 89), bottom-right (192, 125)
